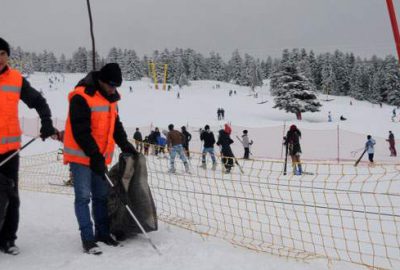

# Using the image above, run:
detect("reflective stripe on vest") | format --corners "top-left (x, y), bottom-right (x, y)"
top-left (91, 106), bottom-right (110, 112)
top-left (0, 85), bottom-right (21, 93)
top-left (63, 147), bottom-right (87, 158)
top-left (1, 136), bottom-right (21, 144)
top-left (0, 68), bottom-right (23, 154)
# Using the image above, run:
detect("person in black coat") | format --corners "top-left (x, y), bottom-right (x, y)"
top-left (200, 125), bottom-right (217, 169)
top-left (284, 125), bottom-right (302, 175)
top-left (133, 128), bottom-right (143, 153)
top-left (181, 126), bottom-right (192, 158)
top-left (216, 129), bottom-right (234, 173)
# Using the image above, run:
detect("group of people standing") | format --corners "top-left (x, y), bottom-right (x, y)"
top-left (133, 126), bottom-right (192, 159)
top-left (217, 108), bottom-right (225, 120)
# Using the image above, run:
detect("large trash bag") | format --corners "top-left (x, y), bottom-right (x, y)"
top-left (0, 174), bottom-right (13, 231)
top-left (108, 153), bottom-right (158, 240)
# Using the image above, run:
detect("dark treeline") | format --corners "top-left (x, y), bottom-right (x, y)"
top-left (8, 46), bottom-right (400, 105)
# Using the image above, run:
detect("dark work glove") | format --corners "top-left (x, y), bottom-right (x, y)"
top-left (40, 119), bottom-right (57, 141)
top-left (121, 142), bottom-right (139, 158)
top-left (90, 153), bottom-right (107, 176)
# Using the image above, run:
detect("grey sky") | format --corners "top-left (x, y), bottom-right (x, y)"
top-left (1, 0), bottom-right (399, 59)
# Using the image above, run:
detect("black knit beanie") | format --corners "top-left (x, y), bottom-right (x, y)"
top-left (99, 63), bottom-right (122, 87)
top-left (0, 38), bottom-right (10, 56)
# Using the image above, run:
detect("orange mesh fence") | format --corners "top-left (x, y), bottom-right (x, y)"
top-left (19, 145), bottom-right (400, 269)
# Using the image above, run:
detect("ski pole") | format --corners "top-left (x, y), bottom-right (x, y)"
top-left (234, 157), bottom-right (244, 174)
top-left (0, 135), bottom-right (40, 168)
top-left (104, 173), bottom-right (162, 256)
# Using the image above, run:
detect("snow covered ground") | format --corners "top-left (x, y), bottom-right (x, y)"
top-left (2, 191), bottom-right (364, 270)
top-left (3, 72), bottom-right (398, 269)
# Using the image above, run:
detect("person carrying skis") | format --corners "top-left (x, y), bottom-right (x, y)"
top-left (166, 124), bottom-right (190, 173)
top-left (181, 126), bottom-right (192, 159)
top-left (237, 130), bottom-right (253, 159)
top-left (217, 127), bottom-right (235, 173)
top-left (284, 125), bottom-right (302, 175)
top-left (387, 131), bottom-right (397, 157)
top-left (0, 38), bottom-right (59, 255)
top-left (365, 135), bottom-right (376, 164)
top-left (63, 63), bottom-right (139, 255)
top-left (200, 125), bottom-right (217, 170)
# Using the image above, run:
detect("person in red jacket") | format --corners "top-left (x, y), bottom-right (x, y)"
top-left (0, 38), bottom-right (58, 255)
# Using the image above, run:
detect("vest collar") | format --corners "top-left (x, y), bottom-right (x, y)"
top-left (77, 71), bottom-right (120, 103)
top-left (0, 65), bottom-right (9, 76)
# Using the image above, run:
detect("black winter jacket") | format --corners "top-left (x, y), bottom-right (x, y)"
top-left (69, 71), bottom-right (131, 158)
top-left (200, 130), bottom-right (215, 148)
top-left (216, 130), bottom-right (234, 157)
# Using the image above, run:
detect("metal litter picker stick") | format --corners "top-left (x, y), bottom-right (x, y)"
top-left (0, 136), bottom-right (40, 168)
top-left (104, 173), bottom-right (162, 255)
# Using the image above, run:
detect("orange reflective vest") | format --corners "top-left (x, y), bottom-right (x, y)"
top-left (0, 67), bottom-right (23, 154)
top-left (63, 86), bottom-right (118, 166)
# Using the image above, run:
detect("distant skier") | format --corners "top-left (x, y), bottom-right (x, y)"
top-left (328, 111), bottom-right (332, 122)
top-left (221, 108), bottom-right (225, 120)
top-left (236, 130), bottom-right (253, 159)
top-left (217, 128), bottom-right (235, 173)
top-left (284, 125), bottom-right (302, 175)
top-left (181, 126), bottom-right (192, 159)
top-left (365, 135), bottom-right (376, 164)
top-left (200, 125), bottom-right (217, 170)
top-left (217, 108), bottom-right (222, 120)
top-left (386, 131), bottom-right (397, 157)
top-left (392, 108), bottom-right (396, 122)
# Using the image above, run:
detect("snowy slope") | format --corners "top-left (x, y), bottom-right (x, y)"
top-left (2, 72), bottom-right (396, 269)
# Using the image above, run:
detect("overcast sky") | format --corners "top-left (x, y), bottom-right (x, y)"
top-left (1, 0), bottom-right (399, 59)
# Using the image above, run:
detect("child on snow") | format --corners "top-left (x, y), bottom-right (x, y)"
top-left (236, 130), bottom-right (253, 159)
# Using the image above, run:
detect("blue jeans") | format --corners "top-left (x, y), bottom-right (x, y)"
top-left (169, 144), bottom-right (188, 170)
top-left (70, 163), bottom-right (110, 242)
top-left (202, 147), bottom-right (216, 164)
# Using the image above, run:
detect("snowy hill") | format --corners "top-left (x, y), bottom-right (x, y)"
top-left (20, 72), bottom-right (400, 162)
top-left (4, 72), bottom-right (397, 270)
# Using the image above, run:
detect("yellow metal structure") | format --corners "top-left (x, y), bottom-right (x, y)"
top-left (162, 64), bottom-right (168, 90)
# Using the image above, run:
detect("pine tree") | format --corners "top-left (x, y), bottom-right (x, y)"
top-left (208, 52), bottom-right (226, 81)
top-left (71, 47), bottom-right (88, 72)
top-left (384, 55), bottom-right (400, 106)
top-left (349, 62), bottom-right (368, 100)
top-left (123, 49), bottom-right (143, 81)
top-left (227, 49), bottom-right (244, 85)
top-left (270, 62), bottom-right (321, 120)
top-left (178, 73), bottom-right (189, 88)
